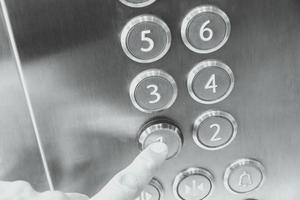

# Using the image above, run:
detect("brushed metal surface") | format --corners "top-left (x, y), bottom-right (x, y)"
top-left (0, 5), bottom-right (49, 191)
top-left (3, 0), bottom-right (300, 199)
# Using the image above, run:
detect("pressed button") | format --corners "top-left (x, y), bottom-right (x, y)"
top-left (224, 159), bottom-right (265, 194)
top-left (173, 168), bottom-right (214, 200)
top-left (121, 15), bottom-right (171, 63)
top-left (119, 0), bottom-right (156, 8)
top-left (181, 6), bottom-right (230, 54)
top-left (136, 179), bottom-right (164, 200)
top-left (138, 119), bottom-right (183, 159)
top-left (130, 69), bottom-right (177, 113)
top-left (193, 110), bottom-right (237, 150)
top-left (187, 60), bottom-right (234, 104)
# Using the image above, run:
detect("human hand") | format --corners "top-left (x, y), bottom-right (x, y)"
top-left (0, 142), bottom-right (168, 200)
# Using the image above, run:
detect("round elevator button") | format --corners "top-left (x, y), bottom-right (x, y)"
top-left (181, 5), bottom-right (231, 54)
top-left (130, 69), bottom-right (177, 113)
top-left (187, 60), bottom-right (234, 104)
top-left (136, 179), bottom-right (164, 200)
top-left (121, 15), bottom-right (171, 63)
top-left (119, 0), bottom-right (156, 8)
top-left (224, 159), bottom-right (265, 194)
top-left (193, 110), bottom-right (237, 150)
top-left (173, 168), bottom-right (214, 200)
top-left (138, 119), bottom-right (183, 159)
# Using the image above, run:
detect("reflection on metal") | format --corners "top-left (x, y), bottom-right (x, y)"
top-left (0, 0), bottom-right (54, 190)
top-left (1, 0), bottom-right (300, 199)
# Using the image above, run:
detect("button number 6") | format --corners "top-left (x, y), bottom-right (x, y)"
top-left (200, 20), bottom-right (214, 42)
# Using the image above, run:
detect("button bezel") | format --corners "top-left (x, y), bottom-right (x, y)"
top-left (119, 0), bottom-right (157, 8)
top-left (193, 110), bottom-right (238, 150)
top-left (130, 69), bottom-right (178, 113)
top-left (173, 167), bottom-right (215, 200)
top-left (149, 178), bottom-right (165, 200)
top-left (138, 120), bottom-right (183, 159)
top-left (121, 15), bottom-right (172, 63)
top-left (224, 159), bottom-right (266, 194)
top-left (181, 5), bottom-right (231, 54)
top-left (187, 59), bottom-right (234, 105)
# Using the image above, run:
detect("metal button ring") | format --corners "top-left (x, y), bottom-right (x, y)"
top-left (119, 0), bottom-right (157, 8)
top-left (193, 110), bottom-right (238, 150)
top-left (181, 5), bottom-right (231, 54)
top-left (173, 167), bottom-right (214, 200)
top-left (187, 59), bottom-right (234, 105)
top-left (138, 119), bottom-right (183, 159)
top-left (130, 69), bottom-right (177, 113)
top-left (121, 15), bottom-right (171, 63)
top-left (136, 178), bottom-right (165, 200)
top-left (224, 159), bottom-right (266, 194)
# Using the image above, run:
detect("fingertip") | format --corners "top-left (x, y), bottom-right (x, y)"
top-left (149, 142), bottom-right (168, 157)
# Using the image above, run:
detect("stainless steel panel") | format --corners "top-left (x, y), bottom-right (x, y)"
top-left (0, 4), bottom-right (49, 191)
top-left (4, 0), bottom-right (300, 199)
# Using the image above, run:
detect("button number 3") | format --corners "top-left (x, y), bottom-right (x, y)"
top-left (147, 84), bottom-right (161, 104)
top-left (141, 30), bottom-right (154, 52)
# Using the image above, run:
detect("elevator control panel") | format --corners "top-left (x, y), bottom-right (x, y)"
top-left (121, 2), bottom-right (264, 200)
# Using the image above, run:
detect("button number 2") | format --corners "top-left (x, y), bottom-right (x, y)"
top-left (141, 30), bottom-right (154, 52)
top-left (147, 84), bottom-right (161, 104)
top-left (210, 123), bottom-right (222, 142)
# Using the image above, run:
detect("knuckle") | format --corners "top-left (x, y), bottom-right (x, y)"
top-left (11, 180), bottom-right (33, 191)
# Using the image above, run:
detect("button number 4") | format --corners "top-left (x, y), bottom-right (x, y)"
top-left (205, 74), bottom-right (218, 93)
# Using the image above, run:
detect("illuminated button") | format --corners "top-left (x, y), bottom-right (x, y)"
top-left (187, 60), bottom-right (234, 104)
top-left (130, 69), bottom-right (177, 113)
top-left (181, 5), bottom-right (231, 54)
top-left (224, 159), bottom-right (265, 194)
top-left (136, 179), bottom-right (164, 200)
top-left (121, 15), bottom-right (171, 63)
top-left (119, 0), bottom-right (156, 8)
top-left (138, 119), bottom-right (183, 159)
top-left (173, 168), bottom-right (214, 200)
top-left (193, 110), bottom-right (237, 150)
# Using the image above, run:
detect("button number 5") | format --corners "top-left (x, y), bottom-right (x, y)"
top-left (141, 30), bottom-right (154, 52)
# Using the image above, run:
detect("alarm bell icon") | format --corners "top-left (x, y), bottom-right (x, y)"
top-left (238, 171), bottom-right (253, 187)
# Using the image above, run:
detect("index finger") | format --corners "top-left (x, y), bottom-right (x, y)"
top-left (91, 142), bottom-right (168, 200)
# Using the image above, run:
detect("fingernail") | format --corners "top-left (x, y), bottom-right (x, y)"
top-left (119, 173), bottom-right (138, 190)
top-left (150, 142), bottom-right (168, 154)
